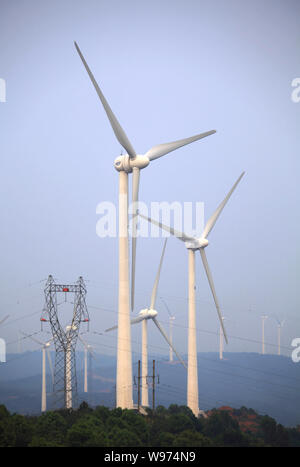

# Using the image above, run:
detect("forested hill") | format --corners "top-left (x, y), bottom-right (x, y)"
top-left (0, 352), bottom-right (299, 426)
top-left (0, 403), bottom-right (300, 447)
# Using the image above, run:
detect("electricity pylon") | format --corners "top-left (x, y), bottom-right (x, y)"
top-left (41, 275), bottom-right (90, 409)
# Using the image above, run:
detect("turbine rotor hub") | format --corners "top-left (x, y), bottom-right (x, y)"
top-left (185, 238), bottom-right (209, 250)
top-left (114, 154), bottom-right (150, 173)
top-left (139, 308), bottom-right (158, 319)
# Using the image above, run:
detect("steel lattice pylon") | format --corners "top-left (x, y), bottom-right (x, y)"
top-left (41, 275), bottom-right (89, 409)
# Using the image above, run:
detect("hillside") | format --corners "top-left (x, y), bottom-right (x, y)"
top-left (0, 403), bottom-right (299, 447)
top-left (0, 351), bottom-right (299, 427)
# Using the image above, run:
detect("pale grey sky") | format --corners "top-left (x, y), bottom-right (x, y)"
top-left (0, 0), bottom-right (299, 358)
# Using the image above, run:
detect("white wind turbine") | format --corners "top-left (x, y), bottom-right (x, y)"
top-left (105, 239), bottom-right (186, 408)
top-left (78, 335), bottom-right (95, 393)
top-left (140, 171), bottom-right (245, 416)
top-left (21, 332), bottom-right (54, 412)
top-left (261, 315), bottom-right (268, 355)
top-left (275, 318), bottom-right (285, 356)
top-left (75, 42), bottom-right (216, 409)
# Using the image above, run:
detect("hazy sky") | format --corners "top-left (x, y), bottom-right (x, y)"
top-left (0, 0), bottom-right (299, 359)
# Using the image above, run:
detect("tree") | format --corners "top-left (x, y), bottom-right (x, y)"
top-left (0, 405), bottom-right (10, 420)
top-left (172, 430), bottom-right (212, 447)
top-left (66, 416), bottom-right (107, 447)
top-left (94, 405), bottom-right (111, 423)
top-left (9, 414), bottom-right (33, 447)
top-left (166, 414), bottom-right (194, 435)
top-left (204, 410), bottom-right (239, 439)
top-left (34, 411), bottom-right (67, 446)
top-left (121, 410), bottom-right (149, 444)
top-left (108, 426), bottom-right (142, 447)
top-left (0, 419), bottom-right (16, 447)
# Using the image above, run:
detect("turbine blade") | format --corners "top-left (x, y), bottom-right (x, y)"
top-left (160, 297), bottom-right (174, 318)
top-left (74, 41), bottom-right (136, 158)
top-left (139, 213), bottom-right (193, 242)
top-left (105, 324), bottom-right (118, 332)
top-left (130, 316), bottom-right (146, 325)
top-left (88, 347), bottom-right (96, 359)
top-left (150, 239), bottom-right (168, 310)
top-left (78, 334), bottom-right (88, 348)
top-left (131, 167), bottom-right (140, 311)
top-left (153, 318), bottom-right (186, 368)
top-left (199, 249), bottom-right (228, 344)
top-left (201, 172), bottom-right (245, 239)
top-left (20, 331), bottom-right (44, 347)
top-left (145, 130), bottom-right (216, 161)
top-left (0, 315), bottom-right (9, 326)
top-left (105, 316), bottom-right (144, 332)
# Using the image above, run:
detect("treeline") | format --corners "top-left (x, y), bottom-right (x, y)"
top-left (0, 402), bottom-right (299, 447)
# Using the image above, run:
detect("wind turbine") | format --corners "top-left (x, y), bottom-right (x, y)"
top-left (21, 332), bottom-right (54, 412)
top-left (275, 318), bottom-right (285, 356)
top-left (105, 239), bottom-right (186, 408)
top-left (74, 42), bottom-right (216, 409)
top-left (261, 315), bottom-right (268, 355)
top-left (140, 171), bottom-right (245, 416)
top-left (78, 335), bottom-right (95, 393)
top-left (160, 297), bottom-right (176, 363)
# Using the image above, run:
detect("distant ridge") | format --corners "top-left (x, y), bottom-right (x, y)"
top-left (0, 352), bottom-right (299, 426)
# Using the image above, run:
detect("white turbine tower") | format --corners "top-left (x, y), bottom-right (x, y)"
top-left (140, 171), bottom-right (244, 416)
top-left (276, 319), bottom-right (285, 356)
top-left (75, 42), bottom-right (216, 409)
top-left (0, 316), bottom-right (9, 363)
top-left (21, 332), bottom-right (54, 412)
top-left (106, 239), bottom-right (186, 408)
top-left (78, 335), bottom-right (95, 393)
top-left (160, 297), bottom-right (176, 363)
top-left (219, 316), bottom-right (226, 360)
top-left (261, 315), bottom-right (268, 355)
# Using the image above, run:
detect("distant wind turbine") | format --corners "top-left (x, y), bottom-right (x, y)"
top-left (78, 335), bottom-right (95, 393)
top-left (275, 318), bottom-right (285, 356)
top-left (261, 315), bottom-right (268, 355)
top-left (140, 171), bottom-right (245, 416)
top-left (21, 332), bottom-right (54, 412)
top-left (75, 41), bottom-right (216, 409)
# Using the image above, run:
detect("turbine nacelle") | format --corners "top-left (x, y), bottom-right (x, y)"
top-left (114, 154), bottom-right (150, 173)
top-left (185, 237), bottom-right (209, 250)
top-left (139, 308), bottom-right (158, 320)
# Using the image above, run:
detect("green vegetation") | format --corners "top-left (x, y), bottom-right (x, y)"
top-left (0, 402), bottom-right (299, 447)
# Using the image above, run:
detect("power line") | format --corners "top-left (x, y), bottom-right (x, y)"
top-left (88, 303), bottom-right (293, 353)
